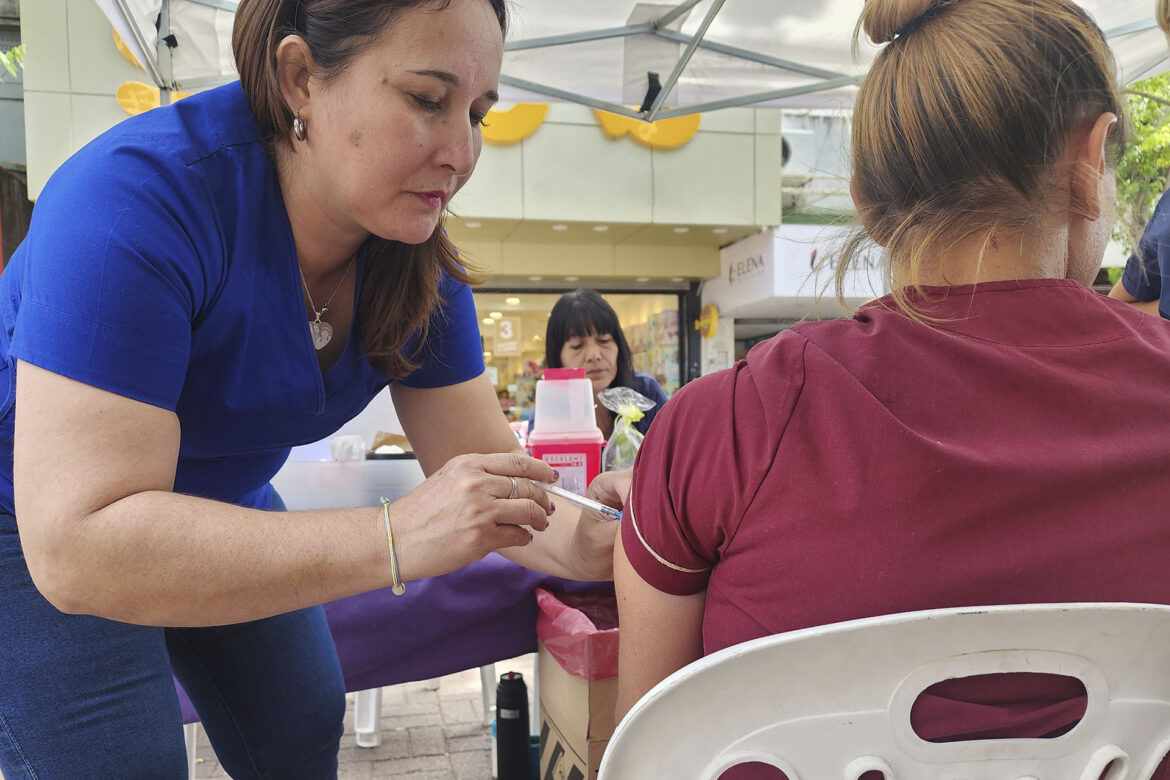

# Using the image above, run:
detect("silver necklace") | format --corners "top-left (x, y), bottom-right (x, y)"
top-left (299, 256), bottom-right (355, 350)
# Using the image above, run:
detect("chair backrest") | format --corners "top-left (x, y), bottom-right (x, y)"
top-left (597, 603), bottom-right (1170, 780)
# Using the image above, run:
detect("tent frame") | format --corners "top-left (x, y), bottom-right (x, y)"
top-left (501, 0), bottom-right (862, 121)
top-left (106, 0), bottom-right (1166, 122)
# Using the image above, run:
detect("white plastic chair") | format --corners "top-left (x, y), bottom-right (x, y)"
top-left (598, 602), bottom-right (1170, 780)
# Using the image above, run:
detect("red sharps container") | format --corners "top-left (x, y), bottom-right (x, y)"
top-left (526, 367), bottom-right (605, 494)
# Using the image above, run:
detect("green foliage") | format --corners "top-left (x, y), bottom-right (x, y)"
top-left (0, 44), bottom-right (24, 80)
top-left (1116, 72), bottom-right (1170, 255)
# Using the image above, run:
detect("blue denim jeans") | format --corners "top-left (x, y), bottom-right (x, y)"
top-left (0, 493), bottom-right (345, 779)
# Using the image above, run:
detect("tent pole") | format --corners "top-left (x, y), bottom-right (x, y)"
top-left (650, 76), bottom-right (862, 119)
top-left (112, 0), bottom-right (165, 88)
top-left (497, 75), bottom-right (646, 120)
top-left (654, 0), bottom-right (705, 30)
top-left (505, 24), bottom-right (652, 52)
top-left (158, 0), bottom-right (174, 106)
top-left (1105, 19), bottom-right (1158, 38)
top-left (644, 0), bottom-right (726, 122)
top-left (653, 29), bottom-right (849, 81)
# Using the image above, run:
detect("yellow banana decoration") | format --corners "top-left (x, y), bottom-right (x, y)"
top-left (113, 29), bottom-right (142, 70)
top-left (482, 103), bottom-right (549, 144)
top-left (116, 82), bottom-right (191, 116)
top-left (593, 109), bottom-right (701, 150)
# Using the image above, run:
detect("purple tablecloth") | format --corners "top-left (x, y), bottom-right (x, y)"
top-left (176, 554), bottom-right (612, 723)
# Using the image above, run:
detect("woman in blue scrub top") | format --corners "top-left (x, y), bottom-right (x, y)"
top-left (1108, 0), bottom-right (1170, 319)
top-left (0, 0), bottom-right (616, 777)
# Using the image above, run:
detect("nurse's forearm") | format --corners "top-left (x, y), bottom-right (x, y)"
top-left (24, 490), bottom-right (398, 626)
top-left (499, 501), bottom-right (615, 581)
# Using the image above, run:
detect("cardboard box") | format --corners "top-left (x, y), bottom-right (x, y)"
top-left (537, 641), bottom-right (618, 780)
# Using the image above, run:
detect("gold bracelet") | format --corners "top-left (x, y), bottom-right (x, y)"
top-left (379, 496), bottom-right (406, 596)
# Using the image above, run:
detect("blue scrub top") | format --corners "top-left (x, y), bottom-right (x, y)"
top-left (1121, 188), bottom-right (1170, 320)
top-left (0, 82), bottom-right (484, 513)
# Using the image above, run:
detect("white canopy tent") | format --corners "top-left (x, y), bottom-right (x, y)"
top-left (94, 0), bottom-right (1170, 118)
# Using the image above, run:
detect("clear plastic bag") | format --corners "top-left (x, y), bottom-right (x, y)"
top-left (597, 386), bottom-right (656, 472)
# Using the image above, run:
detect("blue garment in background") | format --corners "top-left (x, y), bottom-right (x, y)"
top-left (1121, 188), bottom-right (1170, 320)
top-left (0, 81), bottom-right (484, 515)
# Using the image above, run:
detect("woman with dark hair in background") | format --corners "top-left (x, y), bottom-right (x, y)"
top-left (532, 289), bottom-right (669, 440)
top-left (0, 0), bottom-right (615, 776)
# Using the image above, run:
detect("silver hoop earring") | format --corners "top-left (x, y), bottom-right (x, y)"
top-left (293, 114), bottom-right (307, 142)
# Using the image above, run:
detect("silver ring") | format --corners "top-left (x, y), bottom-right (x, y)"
top-left (507, 476), bottom-right (518, 500)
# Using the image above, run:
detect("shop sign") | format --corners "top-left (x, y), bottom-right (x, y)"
top-left (728, 253), bottom-right (767, 285)
top-left (771, 224), bottom-right (884, 300)
top-left (495, 317), bottom-right (522, 356)
top-left (705, 230), bottom-right (777, 312)
top-left (703, 225), bottom-right (887, 322)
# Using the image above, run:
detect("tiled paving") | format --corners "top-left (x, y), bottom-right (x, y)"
top-left (190, 654), bottom-right (535, 779)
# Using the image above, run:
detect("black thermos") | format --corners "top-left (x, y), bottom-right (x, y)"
top-left (495, 671), bottom-right (530, 780)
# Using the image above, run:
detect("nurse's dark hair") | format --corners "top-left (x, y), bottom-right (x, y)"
top-left (839, 0), bottom-right (1126, 314)
top-left (232, 0), bottom-right (507, 379)
top-left (544, 290), bottom-right (636, 390)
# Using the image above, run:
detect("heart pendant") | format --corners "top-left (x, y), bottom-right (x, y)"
top-left (309, 319), bottom-right (334, 350)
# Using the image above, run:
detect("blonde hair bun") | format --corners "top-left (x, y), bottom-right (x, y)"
top-left (860, 0), bottom-right (943, 44)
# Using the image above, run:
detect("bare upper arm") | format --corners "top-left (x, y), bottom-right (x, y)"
top-left (14, 361), bottom-right (180, 567)
top-left (390, 373), bottom-right (519, 475)
top-left (613, 529), bottom-right (706, 722)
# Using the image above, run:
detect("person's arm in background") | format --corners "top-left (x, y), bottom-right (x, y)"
top-left (392, 374), bottom-right (617, 581)
top-left (1107, 279), bottom-right (1161, 315)
top-left (1109, 188), bottom-right (1170, 318)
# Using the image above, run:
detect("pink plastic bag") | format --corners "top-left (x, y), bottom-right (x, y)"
top-left (535, 587), bottom-right (619, 681)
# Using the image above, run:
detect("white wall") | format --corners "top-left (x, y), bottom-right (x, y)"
top-left (21, 0), bottom-right (145, 197)
top-left (452, 103), bottom-right (783, 228)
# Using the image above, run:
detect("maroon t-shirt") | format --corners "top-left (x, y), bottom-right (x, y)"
top-left (624, 279), bottom-right (1170, 763)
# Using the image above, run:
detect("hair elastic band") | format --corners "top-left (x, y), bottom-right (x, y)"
top-left (380, 496), bottom-right (406, 596)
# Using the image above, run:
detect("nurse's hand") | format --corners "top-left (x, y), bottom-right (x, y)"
top-left (386, 452), bottom-right (556, 581)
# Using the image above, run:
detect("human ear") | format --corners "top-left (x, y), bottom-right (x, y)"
top-left (1069, 112), bottom-right (1118, 222)
top-left (275, 36), bottom-right (315, 116)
